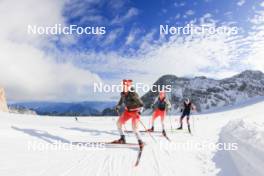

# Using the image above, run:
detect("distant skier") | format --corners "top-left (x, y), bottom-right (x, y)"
top-left (75, 117), bottom-right (78, 121)
top-left (177, 98), bottom-right (196, 133)
top-left (112, 79), bottom-right (144, 148)
top-left (147, 90), bottom-right (171, 137)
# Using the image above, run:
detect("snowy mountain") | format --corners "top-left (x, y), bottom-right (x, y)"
top-left (142, 70), bottom-right (264, 113)
top-left (1, 99), bottom-right (264, 176)
top-left (8, 101), bottom-right (116, 116)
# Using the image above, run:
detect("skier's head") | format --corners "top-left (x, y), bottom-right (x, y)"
top-left (159, 90), bottom-right (165, 99)
top-left (122, 79), bottom-right (133, 92)
top-left (184, 98), bottom-right (190, 104)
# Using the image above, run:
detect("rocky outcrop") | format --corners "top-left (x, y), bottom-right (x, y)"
top-left (142, 70), bottom-right (264, 113)
top-left (0, 88), bottom-right (9, 112)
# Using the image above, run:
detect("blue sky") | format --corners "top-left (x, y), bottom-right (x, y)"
top-left (0, 0), bottom-right (264, 101)
top-left (60, 0), bottom-right (259, 52)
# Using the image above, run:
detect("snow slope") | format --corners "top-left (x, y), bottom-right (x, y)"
top-left (0, 101), bottom-right (264, 176)
top-left (214, 118), bottom-right (264, 176)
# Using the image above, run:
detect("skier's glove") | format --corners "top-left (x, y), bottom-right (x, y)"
top-left (180, 108), bottom-right (183, 112)
top-left (138, 107), bottom-right (144, 115)
top-left (115, 105), bottom-right (120, 112)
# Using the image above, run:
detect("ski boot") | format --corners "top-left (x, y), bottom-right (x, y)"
top-left (162, 129), bottom-right (167, 137)
top-left (138, 139), bottom-right (145, 149)
top-left (177, 126), bottom-right (183, 130)
top-left (147, 126), bottom-right (154, 132)
top-left (111, 135), bottom-right (126, 144)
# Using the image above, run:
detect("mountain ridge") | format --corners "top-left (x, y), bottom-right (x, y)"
top-left (142, 70), bottom-right (264, 113)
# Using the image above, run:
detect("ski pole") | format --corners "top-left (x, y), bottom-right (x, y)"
top-left (139, 119), bottom-right (157, 143)
top-left (168, 109), bottom-right (173, 131)
top-left (192, 115), bottom-right (195, 134)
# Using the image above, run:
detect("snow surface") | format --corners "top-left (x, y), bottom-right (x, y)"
top-left (0, 101), bottom-right (264, 176)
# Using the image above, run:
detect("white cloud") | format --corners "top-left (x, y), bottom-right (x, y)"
top-left (78, 25), bottom-right (242, 86)
top-left (125, 28), bottom-right (141, 45)
top-left (237, 0), bottom-right (246, 6)
top-left (108, 0), bottom-right (126, 10)
top-left (111, 7), bottom-right (139, 25)
top-left (103, 28), bottom-right (123, 45)
top-left (1, 0), bottom-right (264, 102)
top-left (78, 12), bottom-right (264, 89)
top-left (186, 10), bottom-right (195, 16)
top-left (175, 14), bottom-right (181, 19)
top-left (243, 11), bottom-right (264, 71)
top-left (0, 0), bottom-right (101, 101)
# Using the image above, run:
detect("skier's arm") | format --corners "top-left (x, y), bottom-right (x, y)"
top-left (165, 98), bottom-right (172, 110)
top-left (191, 104), bottom-right (197, 112)
top-left (116, 93), bottom-right (124, 110)
top-left (136, 93), bottom-right (144, 107)
top-left (151, 97), bottom-right (158, 109)
top-left (134, 92), bottom-right (144, 107)
top-left (179, 103), bottom-right (184, 112)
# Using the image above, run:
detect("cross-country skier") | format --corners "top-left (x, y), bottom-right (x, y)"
top-left (147, 90), bottom-right (171, 136)
top-left (177, 98), bottom-right (196, 133)
top-left (112, 79), bottom-right (144, 148)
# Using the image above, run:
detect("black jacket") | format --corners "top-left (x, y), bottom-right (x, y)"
top-left (117, 91), bottom-right (144, 110)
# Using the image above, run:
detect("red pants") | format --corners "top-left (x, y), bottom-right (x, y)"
top-left (118, 110), bottom-right (140, 125)
top-left (152, 109), bottom-right (166, 122)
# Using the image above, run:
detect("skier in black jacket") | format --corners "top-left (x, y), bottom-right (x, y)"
top-left (177, 98), bottom-right (196, 133)
top-left (112, 79), bottom-right (144, 148)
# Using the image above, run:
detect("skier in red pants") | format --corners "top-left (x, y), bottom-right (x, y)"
top-left (112, 79), bottom-right (144, 148)
top-left (147, 90), bottom-right (171, 136)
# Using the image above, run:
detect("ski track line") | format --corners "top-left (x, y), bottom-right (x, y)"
top-left (151, 146), bottom-right (162, 176)
top-left (161, 145), bottom-right (181, 175)
top-left (94, 153), bottom-right (113, 176)
top-left (160, 137), bottom-right (194, 176)
top-left (58, 152), bottom-right (97, 176)
top-left (76, 151), bottom-right (109, 176)
top-left (75, 151), bottom-right (104, 176)
top-left (153, 145), bottom-right (173, 176)
top-left (71, 152), bottom-right (101, 176)
top-left (36, 160), bottom-right (64, 176)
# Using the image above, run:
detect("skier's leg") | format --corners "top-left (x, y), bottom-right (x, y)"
top-left (160, 111), bottom-right (167, 135)
top-left (186, 116), bottom-right (191, 133)
top-left (160, 110), bottom-right (166, 131)
top-left (177, 115), bottom-right (184, 129)
top-left (149, 110), bottom-right (158, 131)
top-left (116, 120), bottom-right (124, 136)
top-left (114, 111), bottom-right (131, 143)
top-left (186, 116), bottom-right (190, 126)
top-left (132, 113), bottom-right (144, 146)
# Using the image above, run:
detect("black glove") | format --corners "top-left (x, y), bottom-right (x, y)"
top-left (115, 106), bottom-right (120, 112)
